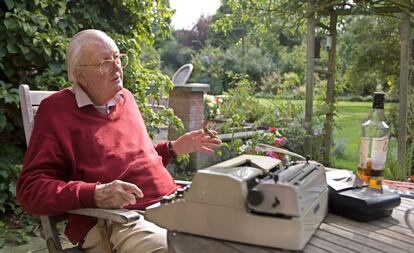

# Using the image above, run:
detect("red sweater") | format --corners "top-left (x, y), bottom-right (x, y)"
top-left (16, 88), bottom-right (177, 244)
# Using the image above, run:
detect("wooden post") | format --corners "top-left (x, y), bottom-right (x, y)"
top-left (398, 9), bottom-right (411, 179)
top-left (323, 14), bottom-right (337, 166)
top-left (304, 0), bottom-right (316, 157)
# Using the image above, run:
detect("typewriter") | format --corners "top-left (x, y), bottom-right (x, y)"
top-left (145, 154), bottom-right (328, 250)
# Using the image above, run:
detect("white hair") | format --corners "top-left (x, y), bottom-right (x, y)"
top-left (66, 29), bottom-right (117, 84)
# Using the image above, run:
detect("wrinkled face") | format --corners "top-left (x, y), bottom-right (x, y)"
top-left (76, 37), bottom-right (123, 105)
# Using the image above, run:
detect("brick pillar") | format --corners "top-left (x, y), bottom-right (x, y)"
top-left (168, 83), bottom-right (209, 171)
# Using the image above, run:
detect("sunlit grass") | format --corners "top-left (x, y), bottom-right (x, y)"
top-left (257, 99), bottom-right (394, 171)
top-left (332, 101), bottom-right (371, 170)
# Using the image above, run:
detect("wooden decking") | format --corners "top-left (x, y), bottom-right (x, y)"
top-left (168, 197), bottom-right (414, 253)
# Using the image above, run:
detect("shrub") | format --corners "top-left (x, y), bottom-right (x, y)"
top-left (190, 46), bottom-right (228, 95)
top-left (281, 117), bottom-right (325, 162)
top-left (204, 94), bottom-right (223, 121)
top-left (0, 145), bottom-right (23, 213)
top-left (255, 96), bottom-right (326, 161)
top-left (384, 138), bottom-right (413, 180)
top-left (215, 85), bottom-right (326, 162)
top-left (191, 44), bottom-right (276, 95)
top-left (260, 71), bottom-right (282, 95)
top-left (159, 39), bottom-right (195, 76)
top-left (219, 75), bottom-right (266, 124)
top-left (0, 1), bottom-right (183, 234)
top-left (281, 72), bottom-right (301, 94)
top-left (331, 136), bottom-right (346, 158)
top-left (387, 86), bottom-right (414, 176)
top-left (239, 127), bottom-right (288, 161)
top-left (223, 46), bottom-right (274, 85)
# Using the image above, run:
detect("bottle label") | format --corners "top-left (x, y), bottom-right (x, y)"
top-left (371, 136), bottom-right (388, 170)
top-left (359, 137), bottom-right (369, 168)
top-left (358, 136), bottom-right (389, 170)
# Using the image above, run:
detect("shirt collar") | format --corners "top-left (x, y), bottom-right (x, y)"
top-left (70, 83), bottom-right (123, 108)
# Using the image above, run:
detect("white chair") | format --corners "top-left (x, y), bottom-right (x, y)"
top-left (172, 63), bottom-right (193, 85)
top-left (147, 63), bottom-right (193, 108)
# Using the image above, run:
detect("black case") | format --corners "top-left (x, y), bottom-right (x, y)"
top-left (328, 186), bottom-right (401, 221)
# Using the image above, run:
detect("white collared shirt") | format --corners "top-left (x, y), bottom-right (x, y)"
top-left (70, 83), bottom-right (123, 114)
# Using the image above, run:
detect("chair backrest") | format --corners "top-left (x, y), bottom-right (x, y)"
top-left (19, 84), bottom-right (68, 252)
top-left (172, 63), bottom-right (193, 85)
top-left (19, 84), bottom-right (56, 146)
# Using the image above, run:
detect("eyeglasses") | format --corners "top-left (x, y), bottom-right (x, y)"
top-left (77, 54), bottom-right (129, 75)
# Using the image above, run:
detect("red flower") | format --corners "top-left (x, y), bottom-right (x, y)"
top-left (266, 151), bottom-right (277, 158)
top-left (277, 137), bottom-right (286, 144)
top-left (270, 127), bottom-right (277, 133)
top-left (266, 151), bottom-right (285, 161)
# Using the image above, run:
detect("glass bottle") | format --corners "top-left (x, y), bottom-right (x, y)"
top-left (357, 92), bottom-right (389, 190)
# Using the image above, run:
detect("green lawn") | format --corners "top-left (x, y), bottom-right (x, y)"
top-left (257, 99), bottom-right (394, 171)
top-left (332, 101), bottom-right (371, 170)
top-left (333, 101), bottom-right (395, 170)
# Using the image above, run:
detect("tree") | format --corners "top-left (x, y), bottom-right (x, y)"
top-left (190, 15), bottom-right (212, 49)
top-left (0, 0), bottom-right (180, 138)
top-left (0, 0), bottom-right (181, 214)
top-left (337, 16), bottom-right (401, 96)
top-left (209, 0), bottom-right (414, 96)
top-left (209, 0), bottom-right (306, 86)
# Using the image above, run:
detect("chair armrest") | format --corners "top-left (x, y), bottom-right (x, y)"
top-left (67, 208), bottom-right (140, 224)
top-left (68, 181), bottom-right (190, 224)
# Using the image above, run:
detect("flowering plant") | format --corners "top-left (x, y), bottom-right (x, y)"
top-left (204, 94), bottom-right (223, 121)
top-left (239, 127), bottom-right (287, 160)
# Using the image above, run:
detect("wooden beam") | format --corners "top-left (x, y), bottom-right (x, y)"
top-left (314, 67), bottom-right (332, 76)
top-left (323, 14), bottom-right (337, 166)
top-left (397, 9), bottom-right (411, 179)
top-left (316, 22), bottom-right (330, 30)
top-left (305, 0), bottom-right (316, 157)
top-left (319, 6), bottom-right (403, 16)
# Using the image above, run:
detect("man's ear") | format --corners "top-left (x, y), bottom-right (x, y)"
top-left (76, 69), bottom-right (87, 87)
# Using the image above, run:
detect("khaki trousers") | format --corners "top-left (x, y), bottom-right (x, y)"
top-left (82, 218), bottom-right (168, 253)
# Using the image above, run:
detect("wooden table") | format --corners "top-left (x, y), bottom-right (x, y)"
top-left (167, 197), bottom-right (414, 253)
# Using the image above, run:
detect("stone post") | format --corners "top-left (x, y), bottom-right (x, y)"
top-left (168, 83), bottom-right (210, 171)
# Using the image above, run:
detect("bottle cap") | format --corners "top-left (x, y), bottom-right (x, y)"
top-left (373, 92), bottom-right (385, 109)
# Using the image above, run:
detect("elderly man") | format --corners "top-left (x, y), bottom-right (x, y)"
top-left (17, 29), bottom-right (221, 253)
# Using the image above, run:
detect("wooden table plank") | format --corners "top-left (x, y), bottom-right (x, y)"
top-left (396, 204), bottom-right (410, 212)
top-left (400, 197), bottom-right (413, 204)
top-left (219, 240), bottom-right (285, 253)
top-left (328, 214), bottom-right (414, 244)
top-left (303, 243), bottom-right (332, 253)
top-left (369, 219), bottom-right (414, 238)
top-left (374, 209), bottom-right (410, 229)
top-left (308, 236), bottom-right (356, 253)
top-left (398, 202), bottom-right (414, 211)
top-left (402, 197), bottom-right (414, 205)
top-left (325, 215), bottom-right (414, 248)
top-left (318, 223), bottom-right (409, 253)
top-left (167, 231), bottom-right (285, 253)
top-left (313, 229), bottom-right (381, 253)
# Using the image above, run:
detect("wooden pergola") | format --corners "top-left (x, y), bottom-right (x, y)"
top-left (304, 0), bottom-right (413, 177)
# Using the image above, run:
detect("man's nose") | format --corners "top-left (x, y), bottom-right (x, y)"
top-left (112, 61), bottom-right (122, 72)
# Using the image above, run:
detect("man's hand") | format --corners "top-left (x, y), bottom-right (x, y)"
top-left (171, 129), bottom-right (222, 155)
top-left (94, 180), bottom-right (143, 208)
